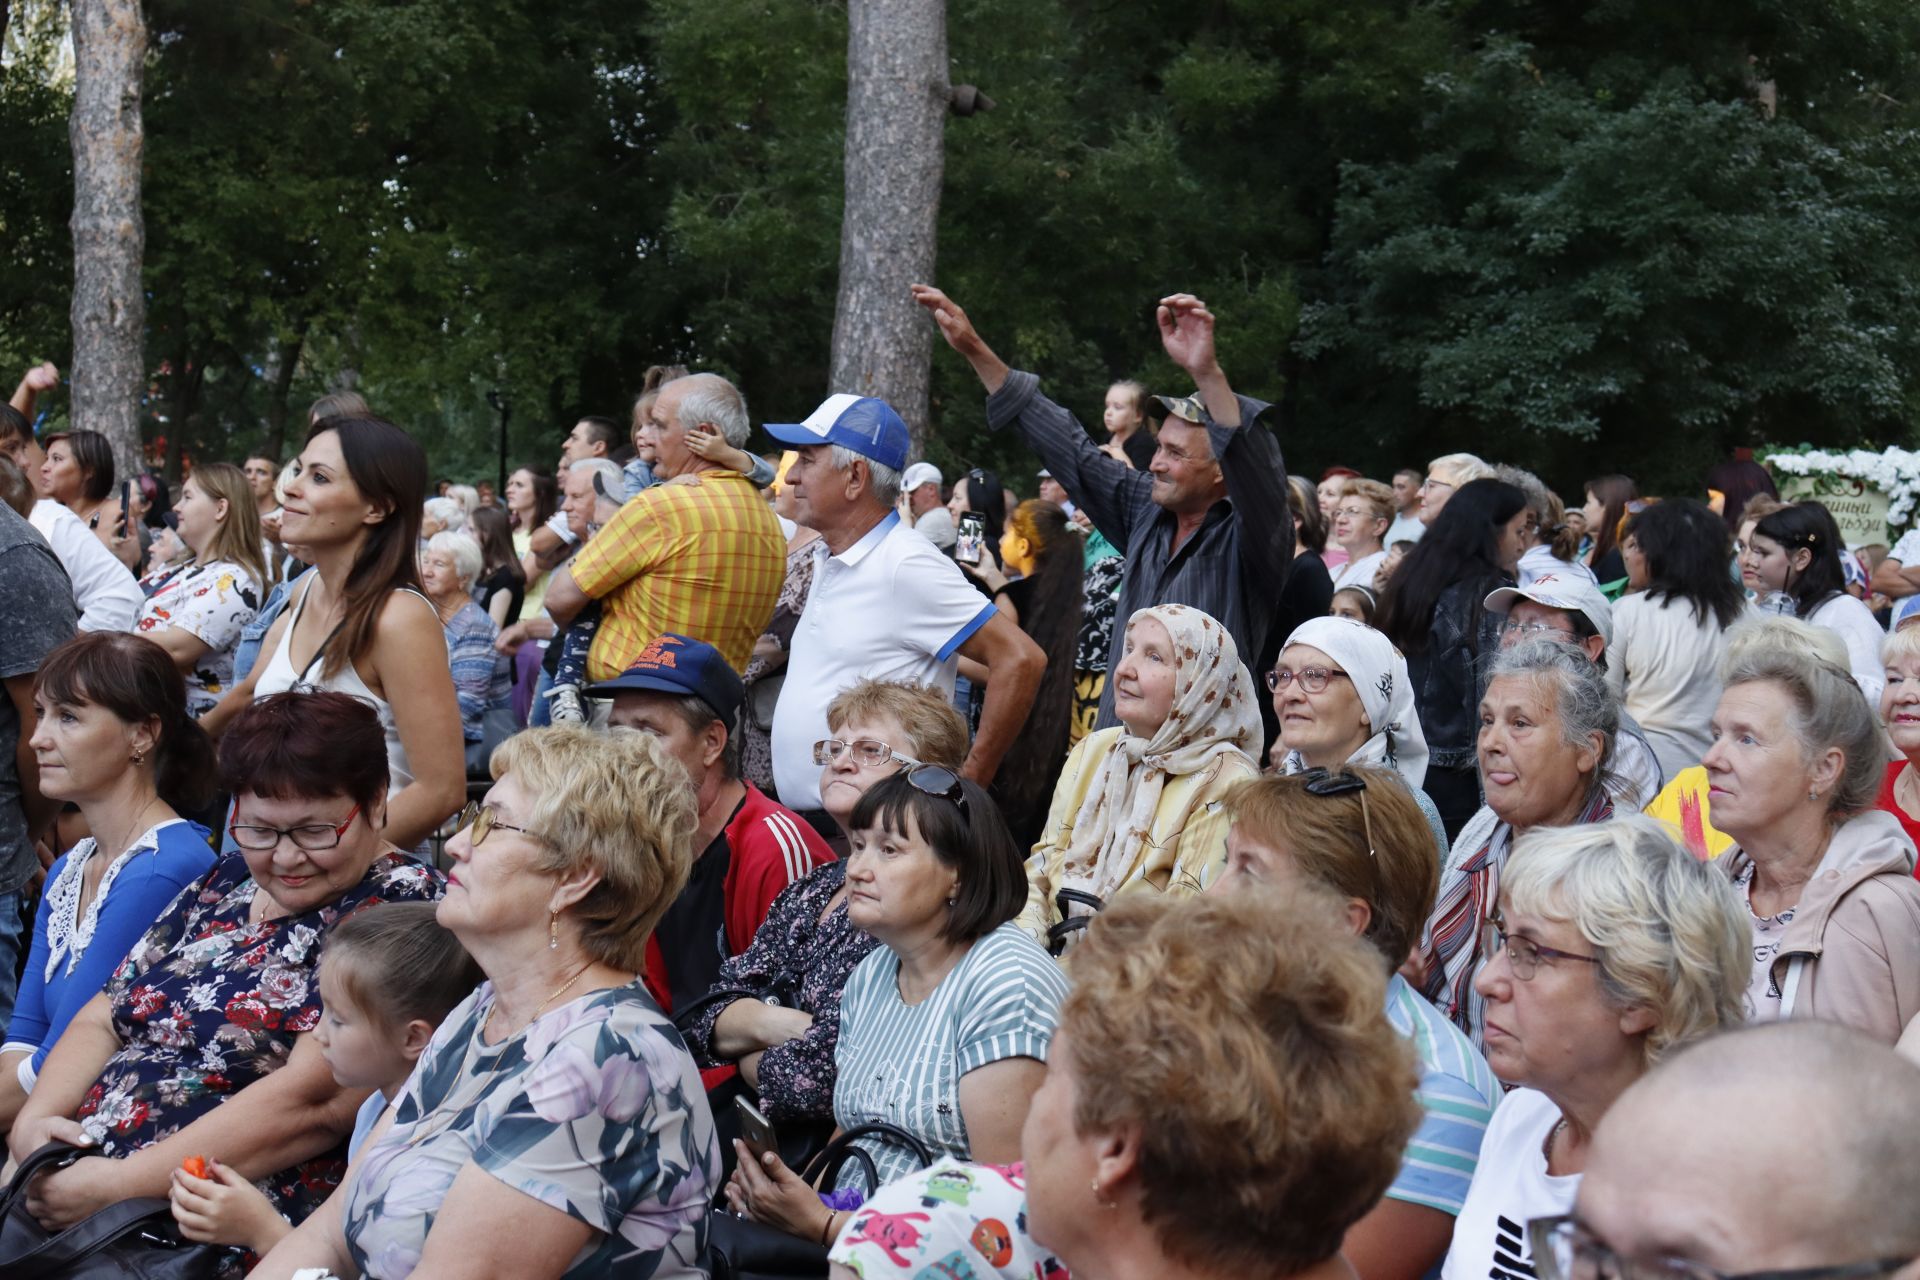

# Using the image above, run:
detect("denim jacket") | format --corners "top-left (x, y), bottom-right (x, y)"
top-left (232, 569), bottom-right (308, 683)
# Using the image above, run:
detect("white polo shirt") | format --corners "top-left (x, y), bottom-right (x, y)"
top-left (770, 512), bottom-right (995, 810)
top-left (30, 500), bottom-right (141, 632)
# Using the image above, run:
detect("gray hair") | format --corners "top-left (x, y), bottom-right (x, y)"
top-left (1495, 464), bottom-right (1552, 526)
top-left (1487, 635), bottom-right (1619, 783)
top-left (423, 496), bottom-right (466, 534)
top-left (445, 483), bottom-right (480, 517)
top-left (1428, 452), bottom-right (1494, 487)
top-left (1505, 815), bottom-right (1748, 1066)
top-left (829, 444), bottom-right (902, 507)
top-left (427, 530), bottom-right (484, 590)
top-left (1720, 642), bottom-right (1882, 815)
top-left (671, 373), bottom-right (751, 449)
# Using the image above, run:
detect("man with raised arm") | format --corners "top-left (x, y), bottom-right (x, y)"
top-left (912, 286), bottom-right (1291, 730)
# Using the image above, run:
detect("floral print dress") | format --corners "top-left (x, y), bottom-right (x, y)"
top-left (343, 980), bottom-right (718, 1279)
top-left (80, 851), bottom-right (444, 1223)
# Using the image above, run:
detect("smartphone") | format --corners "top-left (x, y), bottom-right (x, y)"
top-left (734, 1096), bottom-right (779, 1164)
top-left (118, 479), bottom-right (131, 536)
top-left (956, 511), bottom-right (986, 565)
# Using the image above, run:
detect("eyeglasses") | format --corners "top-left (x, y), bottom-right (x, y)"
top-left (229, 803), bottom-right (362, 852)
top-left (1501, 619), bottom-right (1574, 640)
top-left (1299, 768), bottom-right (1376, 861)
top-left (1483, 912), bottom-right (1602, 981)
top-left (903, 764), bottom-right (968, 819)
top-left (1266, 666), bottom-right (1351, 694)
top-left (813, 738), bottom-right (922, 769)
top-left (453, 801), bottom-right (536, 847)
top-left (1420, 478), bottom-right (1454, 494)
top-left (1334, 505), bottom-right (1377, 522)
top-left (1528, 1215), bottom-right (1914, 1280)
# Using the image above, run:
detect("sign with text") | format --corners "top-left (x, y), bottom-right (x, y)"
top-left (1776, 473), bottom-right (1890, 547)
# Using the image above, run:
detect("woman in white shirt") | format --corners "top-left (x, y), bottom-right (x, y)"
top-left (1742, 502), bottom-right (1887, 701)
top-left (1440, 817), bottom-right (1747, 1280)
top-left (1605, 499), bottom-right (1745, 780)
top-left (1331, 478), bottom-right (1394, 591)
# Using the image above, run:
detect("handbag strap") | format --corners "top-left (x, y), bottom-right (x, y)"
top-left (800, 1122), bottom-right (935, 1192)
top-left (0, 1141), bottom-right (89, 1221)
top-left (0, 1195), bottom-right (187, 1278)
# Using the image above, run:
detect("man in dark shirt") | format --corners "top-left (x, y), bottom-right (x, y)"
top-left (913, 285), bottom-right (1292, 729)
top-left (0, 501), bottom-right (79, 1029)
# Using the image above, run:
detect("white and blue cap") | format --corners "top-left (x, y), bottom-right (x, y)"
top-left (764, 393), bottom-right (911, 474)
top-left (1895, 594), bottom-right (1920, 633)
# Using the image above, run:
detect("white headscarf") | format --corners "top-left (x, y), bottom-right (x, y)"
top-left (1059, 604), bottom-right (1261, 900)
top-left (1277, 616), bottom-right (1429, 788)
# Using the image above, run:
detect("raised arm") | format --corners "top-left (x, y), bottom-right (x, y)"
top-left (913, 284), bottom-right (1152, 547)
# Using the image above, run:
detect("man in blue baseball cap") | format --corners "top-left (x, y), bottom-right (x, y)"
top-left (912, 284), bottom-right (1293, 733)
top-left (759, 397), bottom-right (1045, 818)
top-left (591, 633), bottom-right (832, 1023)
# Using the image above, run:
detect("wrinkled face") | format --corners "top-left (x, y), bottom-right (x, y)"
top-left (1499, 601), bottom-right (1590, 660)
top-left (280, 430), bottom-right (381, 548)
top-left (1273, 643), bottom-right (1367, 768)
top-left (1210, 823), bottom-right (1306, 897)
top-left (1146, 421), bottom-right (1222, 515)
top-left (420, 547), bottom-right (462, 599)
top-left (175, 476), bottom-right (225, 555)
top-left (783, 444), bottom-right (856, 532)
top-left (820, 713), bottom-right (914, 828)
top-left (1111, 616), bottom-right (1180, 739)
top-left (1418, 471), bottom-right (1456, 524)
top-left (1882, 653), bottom-right (1920, 757)
top-left (1038, 477), bottom-right (1070, 508)
top-left (907, 481), bottom-right (940, 517)
top-left (1332, 498), bottom-right (1386, 552)
top-left (844, 808), bottom-right (958, 940)
top-left (1391, 472), bottom-right (1421, 511)
top-left (561, 468), bottom-right (597, 539)
top-left (312, 960), bottom-right (416, 1092)
top-left (437, 772), bottom-right (557, 945)
top-left (243, 458), bottom-right (277, 501)
top-left (609, 692), bottom-right (713, 789)
top-left (1473, 895), bottom-right (1636, 1093)
top-left (1701, 681), bottom-right (1815, 841)
top-left (40, 440), bottom-right (84, 504)
top-left (1102, 386), bottom-right (1142, 437)
top-left (234, 789), bottom-right (386, 917)
top-left (1477, 674), bottom-right (1596, 830)
top-left (645, 382), bottom-right (699, 479)
top-left (30, 691), bottom-right (146, 803)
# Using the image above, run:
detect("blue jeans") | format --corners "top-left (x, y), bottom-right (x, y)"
top-left (528, 668), bottom-right (554, 728)
top-left (0, 889), bottom-right (27, 1038)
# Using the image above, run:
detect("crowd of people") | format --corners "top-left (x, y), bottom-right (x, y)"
top-left (0, 280), bottom-right (1913, 1280)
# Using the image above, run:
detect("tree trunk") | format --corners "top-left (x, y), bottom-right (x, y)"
top-left (264, 318), bottom-right (309, 462)
top-left (69, 0), bottom-right (146, 485)
top-left (828, 0), bottom-right (946, 462)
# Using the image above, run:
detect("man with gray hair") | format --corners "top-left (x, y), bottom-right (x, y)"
top-left (546, 373), bottom-right (785, 680)
top-left (1560, 1022), bottom-right (1920, 1280)
top-left (763, 394), bottom-right (1045, 816)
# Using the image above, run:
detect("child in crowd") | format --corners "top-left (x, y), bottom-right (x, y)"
top-left (1376, 538), bottom-right (1416, 591)
top-left (167, 902), bottom-right (481, 1256)
top-left (1330, 584), bottom-right (1376, 624)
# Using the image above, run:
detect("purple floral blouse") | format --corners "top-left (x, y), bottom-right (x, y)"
top-left (681, 858), bottom-right (877, 1122)
top-left (79, 850), bottom-right (445, 1223)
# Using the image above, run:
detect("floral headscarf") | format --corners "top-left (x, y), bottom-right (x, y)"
top-left (1277, 616), bottom-right (1429, 787)
top-left (1059, 604), bottom-right (1261, 900)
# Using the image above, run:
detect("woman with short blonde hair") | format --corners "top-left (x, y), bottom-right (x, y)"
top-left (255, 725), bottom-right (714, 1280)
top-left (1332, 478), bottom-right (1396, 591)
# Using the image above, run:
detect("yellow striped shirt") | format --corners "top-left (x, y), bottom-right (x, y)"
top-left (569, 470), bottom-right (785, 678)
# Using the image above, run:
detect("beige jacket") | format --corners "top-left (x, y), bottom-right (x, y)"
top-left (1722, 809), bottom-right (1920, 1045)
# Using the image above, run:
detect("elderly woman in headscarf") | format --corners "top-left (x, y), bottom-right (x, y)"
top-left (1270, 615), bottom-right (1446, 858)
top-left (1018, 604), bottom-right (1262, 955)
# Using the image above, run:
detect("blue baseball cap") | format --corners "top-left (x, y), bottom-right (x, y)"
top-left (585, 633), bottom-right (744, 725)
top-left (1895, 595), bottom-right (1920, 633)
top-left (763, 394), bottom-right (911, 474)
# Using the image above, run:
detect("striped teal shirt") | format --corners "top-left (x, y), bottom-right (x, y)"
top-left (833, 923), bottom-right (1067, 1189)
top-left (1384, 973), bottom-right (1502, 1215)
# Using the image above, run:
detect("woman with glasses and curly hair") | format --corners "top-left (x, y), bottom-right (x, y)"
top-left (726, 768), bottom-right (1064, 1247)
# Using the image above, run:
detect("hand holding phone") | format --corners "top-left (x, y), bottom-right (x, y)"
top-left (956, 511), bottom-right (986, 565)
top-left (733, 1096), bottom-right (779, 1165)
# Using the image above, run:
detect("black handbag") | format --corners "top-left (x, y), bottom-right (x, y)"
top-left (705, 1122), bottom-right (935, 1280)
top-left (1046, 887), bottom-right (1107, 956)
top-left (0, 1141), bottom-right (220, 1279)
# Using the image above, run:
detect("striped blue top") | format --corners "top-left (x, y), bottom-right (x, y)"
top-left (833, 923), bottom-right (1067, 1189)
top-left (1384, 973), bottom-right (1502, 1215)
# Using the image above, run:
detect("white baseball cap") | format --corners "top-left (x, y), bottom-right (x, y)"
top-left (1483, 572), bottom-right (1615, 648)
top-left (901, 462), bottom-right (943, 493)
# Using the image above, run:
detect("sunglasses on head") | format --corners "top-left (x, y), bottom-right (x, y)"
top-left (903, 764), bottom-right (968, 819)
top-left (1299, 767), bottom-right (1376, 860)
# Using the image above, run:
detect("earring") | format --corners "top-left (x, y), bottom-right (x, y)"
top-left (549, 910), bottom-right (559, 950)
top-left (1090, 1178), bottom-right (1115, 1209)
top-left (130, 750), bottom-right (145, 765)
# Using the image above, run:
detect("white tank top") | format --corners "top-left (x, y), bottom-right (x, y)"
top-left (253, 576), bottom-right (431, 794)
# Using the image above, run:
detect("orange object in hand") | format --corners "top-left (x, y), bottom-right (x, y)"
top-left (181, 1156), bottom-right (208, 1179)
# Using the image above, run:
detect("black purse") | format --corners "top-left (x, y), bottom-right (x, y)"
top-left (1046, 887), bottom-right (1107, 956)
top-left (0, 1141), bottom-right (221, 1279)
top-left (705, 1122), bottom-right (936, 1280)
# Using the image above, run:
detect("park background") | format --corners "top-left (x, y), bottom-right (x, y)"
top-left (4, 0), bottom-right (1920, 507)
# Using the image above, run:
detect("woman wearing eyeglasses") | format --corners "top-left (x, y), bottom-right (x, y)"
top-left (1330, 478), bottom-right (1394, 592)
top-left (1438, 816), bottom-right (1747, 1280)
top-left (681, 679), bottom-right (970, 1128)
top-left (726, 769), bottom-right (1064, 1246)
top-left (1020, 603), bottom-right (1261, 953)
top-left (7, 691), bottom-right (443, 1251)
top-left (1269, 616), bottom-right (1446, 858)
top-left (255, 723), bottom-right (716, 1280)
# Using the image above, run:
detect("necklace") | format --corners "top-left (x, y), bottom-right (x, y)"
top-left (484, 960), bottom-right (594, 1040)
top-left (1541, 1116), bottom-right (1568, 1165)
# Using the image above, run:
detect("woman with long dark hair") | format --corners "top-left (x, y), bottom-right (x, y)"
top-left (1607, 499), bottom-right (1745, 780)
top-left (504, 464), bottom-right (558, 621)
top-left (964, 499), bottom-right (1085, 843)
top-left (467, 504), bottom-right (526, 628)
top-left (205, 416), bottom-right (464, 851)
top-left (1377, 478), bottom-right (1532, 839)
top-left (1581, 474), bottom-right (1639, 586)
top-left (1744, 501), bottom-right (1887, 700)
top-left (948, 466), bottom-right (1008, 566)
